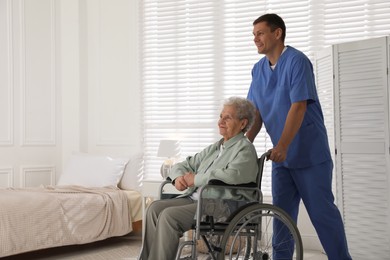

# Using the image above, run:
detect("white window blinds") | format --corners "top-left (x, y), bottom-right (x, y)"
top-left (140, 0), bottom-right (390, 197)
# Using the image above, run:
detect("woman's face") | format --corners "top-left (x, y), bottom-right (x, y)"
top-left (218, 105), bottom-right (247, 141)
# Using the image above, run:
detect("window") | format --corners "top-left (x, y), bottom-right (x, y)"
top-left (140, 0), bottom-right (390, 196)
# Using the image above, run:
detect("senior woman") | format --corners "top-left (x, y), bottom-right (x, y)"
top-left (139, 97), bottom-right (258, 260)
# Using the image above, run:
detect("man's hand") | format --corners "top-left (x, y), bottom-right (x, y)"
top-left (268, 145), bottom-right (287, 163)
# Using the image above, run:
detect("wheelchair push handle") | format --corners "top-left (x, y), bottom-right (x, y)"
top-left (261, 150), bottom-right (272, 161)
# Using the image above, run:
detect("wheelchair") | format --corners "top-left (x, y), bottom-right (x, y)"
top-left (159, 151), bottom-right (303, 260)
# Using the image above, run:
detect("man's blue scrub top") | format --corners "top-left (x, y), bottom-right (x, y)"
top-left (247, 46), bottom-right (331, 169)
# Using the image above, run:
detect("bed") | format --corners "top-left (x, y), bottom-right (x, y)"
top-left (0, 153), bottom-right (143, 258)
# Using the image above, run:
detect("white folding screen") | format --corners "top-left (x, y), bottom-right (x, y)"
top-left (317, 36), bottom-right (390, 259)
top-left (333, 37), bottom-right (390, 259)
top-left (314, 47), bottom-right (337, 196)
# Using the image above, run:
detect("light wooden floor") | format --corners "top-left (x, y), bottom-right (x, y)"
top-left (3, 231), bottom-right (327, 260)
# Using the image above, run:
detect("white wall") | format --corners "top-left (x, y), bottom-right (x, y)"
top-left (0, 0), bottom-right (141, 188)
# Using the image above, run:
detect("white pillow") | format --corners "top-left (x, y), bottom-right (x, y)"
top-left (118, 152), bottom-right (143, 191)
top-left (57, 153), bottom-right (129, 187)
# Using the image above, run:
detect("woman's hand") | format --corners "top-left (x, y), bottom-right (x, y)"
top-left (183, 172), bottom-right (195, 187)
top-left (174, 175), bottom-right (189, 191)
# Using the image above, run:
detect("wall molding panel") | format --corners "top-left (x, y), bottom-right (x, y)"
top-left (0, 0), bottom-right (141, 188)
top-left (20, 0), bottom-right (56, 146)
top-left (91, 0), bottom-right (135, 147)
top-left (20, 165), bottom-right (55, 187)
top-left (0, 0), bottom-right (14, 146)
top-left (0, 167), bottom-right (14, 187)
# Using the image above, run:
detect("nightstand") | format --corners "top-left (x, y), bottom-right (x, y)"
top-left (142, 179), bottom-right (164, 199)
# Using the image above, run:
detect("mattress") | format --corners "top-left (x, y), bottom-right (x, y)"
top-left (0, 185), bottom-right (142, 257)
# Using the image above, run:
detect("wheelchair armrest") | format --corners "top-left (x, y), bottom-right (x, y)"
top-left (208, 179), bottom-right (257, 188)
top-left (159, 178), bottom-right (184, 200)
top-left (159, 178), bottom-right (172, 190)
top-left (198, 182), bottom-right (262, 205)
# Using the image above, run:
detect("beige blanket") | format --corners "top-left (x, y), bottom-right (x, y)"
top-left (0, 185), bottom-right (142, 257)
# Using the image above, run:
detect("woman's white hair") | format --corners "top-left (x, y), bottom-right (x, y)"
top-left (223, 97), bottom-right (256, 133)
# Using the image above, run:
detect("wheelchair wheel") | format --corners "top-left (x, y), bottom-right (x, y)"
top-left (218, 203), bottom-right (303, 260)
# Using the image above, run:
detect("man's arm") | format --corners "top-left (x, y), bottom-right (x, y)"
top-left (270, 100), bottom-right (307, 162)
top-left (246, 109), bottom-right (262, 143)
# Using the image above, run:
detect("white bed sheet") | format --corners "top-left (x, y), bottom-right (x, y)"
top-left (0, 185), bottom-right (142, 257)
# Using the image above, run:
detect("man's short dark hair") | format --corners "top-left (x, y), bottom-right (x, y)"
top-left (253, 13), bottom-right (286, 42)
